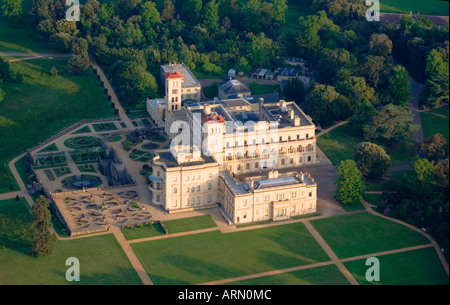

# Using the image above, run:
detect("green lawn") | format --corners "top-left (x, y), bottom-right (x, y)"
top-left (131, 222), bottom-right (330, 285)
top-left (121, 215), bottom-right (217, 240)
top-left (362, 193), bottom-right (385, 207)
top-left (281, 0), bottom-right (316, 35)
top-left (0, 57), bottom-right (115, 192)
top-left (163, 215), bottom-right (217, 234)
top-left (311, 212), bottom-right (429, 259)
top-left (380, 0), bottom-right (449, 16)
top-left (0, 22), bottom-right (51, 53)
top-left (203, 84), bottom-right (219, 99)
top-left (0, 198), bottom-right (142, 285)
top-left (121, 223), bottom-right (166, 240)
top-left (420, 105), bottom-right (449, 138)
top-left (192, 70), bottom-right (223, 80)
top-left (344, 247), bottom-right (449, 285)
top-left (225, 264), bottom-right (350, 285)
top-left (317, 125), bottom-right (363, 166)
top-left (249, 82), bottom-right (280, 95)
top-left (317, 124), bottom-right (416, 167)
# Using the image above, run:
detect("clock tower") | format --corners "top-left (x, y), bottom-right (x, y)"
top-left (164, 72), bottom-right (184, 112)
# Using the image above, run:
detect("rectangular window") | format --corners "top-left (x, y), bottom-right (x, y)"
top-left (156, 195), bottom-right (160, 202)
top-left (264, 209), bottom-right (269, 216)
top-left (208, 195), bottom-right (212, 203)
top-left (173, 186), bottom-right (177, 194)
top-left (208, 182), bottom-right (212, 190)
top-left (309, 192), bottom-right (312, 197)
top-left (291, 205), bottom-right (296, 212)
top-left (197, 197), bottom-right (201, 205)
top-left (197, 185), bottom-right (200, 191)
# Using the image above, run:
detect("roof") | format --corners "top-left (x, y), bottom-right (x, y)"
top-left (155, 151), bottom-right (217, 168)
top-left (246, 93), bottom-right (280, 104)
top-left (164, 72), bottom-right (184, 79)
top-left (255, 177), bottom-right (299, 189)
top-left (219, 79), bottom-right (251, 95)
top-left (221, 98), bottom-right (251, 108)
top-left (161, 64), bottom-right (200, 87)
top-left (276, 67), bottom-right (299, 77)
top-left (202, 115), bottom-right (226, 124)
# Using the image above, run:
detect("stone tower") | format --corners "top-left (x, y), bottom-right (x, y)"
top-left (164, 71), bottom-right (184, 111)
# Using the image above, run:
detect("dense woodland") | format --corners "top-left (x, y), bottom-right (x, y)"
top-left (1, 0), bottom-right (449, 259)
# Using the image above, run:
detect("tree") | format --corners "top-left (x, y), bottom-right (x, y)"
top-left (369, 33), bottom-right (393, 57)
top-left (424, 49), bottom-right (449, 108)
top-left (0, 57), bottom-right (13, 81)
top-left (272, 0), bottom-right (287, 24)
top-left (388, 65), bottom-right (411, 107)
top-left (71, 37), bottom-right (89, 56)
top-left (181, 0), bottom-right (202, 24)
top-left (31, 196), bottom-right (57, 257)
top-left (67, 54), bottom-right (90, 75)
top-left (296, 11), bottom-right (339, 59)
top-left (347, 102), bottom-right (376, 137)
top-left (0, 88), bottom-right (5, 103)
top-left (419, 134), bottom-right (448, 162)
top-left (248, 32), bottom-right (279, 68)
top-left (414, 158), bottom-right (435, 188)
top-left (161, 0), bottom-right (175, 22)
top-left (1, 0), bottom-right (23, 26)
top-left (435, 158), bottom-right (449, 187)
top-left (31, 0), bottom-right (55, 26)
top-left (358, 55), bottom-right (392, 89)
top-left (282, 77), bottom-right (305, 105)
top-left (49, 66), bottom-right (58, 76)
top-left (305, 84), bottom-right (343, 127)
top-left (312, 0), bottom-right (366, 24)
top-left (117, 0), bottom-right (141, 19)
top-left (353, 142), bottom-right (391, 179)
top-left (335, 76), bottom-right (376, 113)
top-left (335, 159), bottom-right (366, 205)
top-left (363, 103), bottom-right (414, 146)
top-left (140, 0), bottom-right (161, 29)
top-left (203, 0), bottom-right (219, 33)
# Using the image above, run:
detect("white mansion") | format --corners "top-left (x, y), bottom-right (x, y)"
top-left (146, 65), bottom-right (319, 224)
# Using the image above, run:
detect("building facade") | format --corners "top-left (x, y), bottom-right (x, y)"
top-left (161, 63), bottom-right (202, 103)
top-left (147, 65), bottom-right (319, 224)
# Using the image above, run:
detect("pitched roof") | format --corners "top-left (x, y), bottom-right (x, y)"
top-left (219, 79), bottom-right (251, 95)
top-left (164, 72), bottom-right (184, 79)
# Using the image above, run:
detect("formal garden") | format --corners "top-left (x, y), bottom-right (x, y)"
top-left (64, 136), bottom-right (103, 150)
